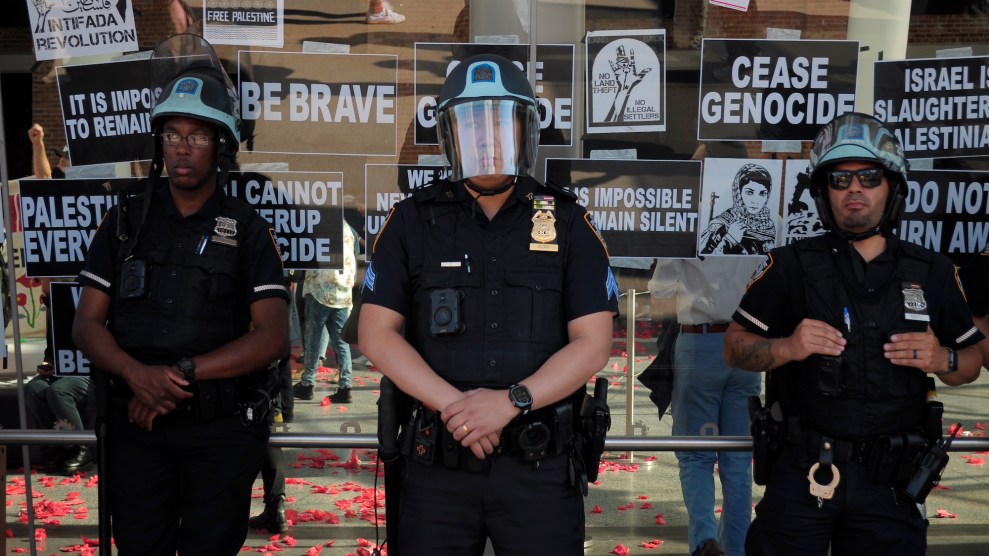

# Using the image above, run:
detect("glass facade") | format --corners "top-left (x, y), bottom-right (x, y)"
top-left (2, 0), bottom-right (988, 553)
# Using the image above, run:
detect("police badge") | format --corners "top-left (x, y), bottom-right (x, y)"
top-left (902, 282), bottom-right (930, 322)
top-left (530, 195), bottom-right (559, 252)
top-left (211, 216), bottom-right (238, 247)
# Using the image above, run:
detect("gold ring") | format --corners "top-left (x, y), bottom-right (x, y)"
top-left (462, 424), bottom-right (470, 433)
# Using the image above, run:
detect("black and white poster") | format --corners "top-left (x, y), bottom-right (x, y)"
top-left (19, 178), bottom-right (137, 278)
top-left (413, 43), bottom-right (574, 147)
top-left (50, 281), bottom-right (88, 376)
top-left (238, 51), bottom-right (398, 156)
top-left (874, 56), bottom-right (989, 159)
top-left (780, 158), bottom-right (824, 245)
top-left (697, 158), bottom-right (783, 256)
top-left (364, 164), bottom-right (449, 249)
top-left (56, 59), bottom-right (154, 166)
top-left (226, 171), bottom-right (346, 270)
top-left (698, 39), bottom-right (858, 141)
top-left (27, 0), bottom-right (137, 61)
top-left (545, 158), bottom-right (701, 258)
top-left (898, 169), bottom-right (989, 255)
top-left (204, 0), bottom-right (284, 48)
top-left (585, 29), bottom-right (666, 134)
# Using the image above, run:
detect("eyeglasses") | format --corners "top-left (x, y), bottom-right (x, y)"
top-left (827, 167), bottom-right (885, 190)
top-left (160, 132), bottom-right (213, 148)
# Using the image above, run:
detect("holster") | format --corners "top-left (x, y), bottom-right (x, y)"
top-left (749, 396), bottom-right (784, 486)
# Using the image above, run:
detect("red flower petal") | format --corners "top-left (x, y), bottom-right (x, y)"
top-left (611, 544), bottom-right (630, 555)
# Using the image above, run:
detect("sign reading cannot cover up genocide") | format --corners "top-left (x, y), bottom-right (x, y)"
top-left (56, 58), bottom-right (155, 166)
top-left (546, 158), bottom-right (702, 258)
top-left (226, 171), bottom-right (346, 270)
top-left (698, 39), bottom-right (859, 141)
top-left (874, 56), bottom-right (989, 159)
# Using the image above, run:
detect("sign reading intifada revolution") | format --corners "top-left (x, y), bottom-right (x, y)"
top-left (19, 178), bottom-right (139, 278)
top-left (698, 39), bottom-right (859, 141)
top-left (413, 43), bottom-right (575, 147)
top-left (238, 51), bottom-right (398, 156)
top-left (546, 158), bottom-right (702, 259)
top-left (49, 281), bottom-right (89, 376)
top-left (874, 56), bottom-right (989, 159)
top-left (56, 59), bottom-right (155, 166)
top-left (226, 171), bottom-right (346, 270)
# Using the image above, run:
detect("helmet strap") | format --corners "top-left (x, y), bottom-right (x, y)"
top-left (464, 177), bottom-right (516, 197)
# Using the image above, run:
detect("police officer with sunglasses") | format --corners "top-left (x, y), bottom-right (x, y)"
top-left (723, 112), bottom-right (983, 555)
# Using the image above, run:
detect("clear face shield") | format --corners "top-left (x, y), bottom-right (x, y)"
top-left (437, 99), bottom-right (539, 182)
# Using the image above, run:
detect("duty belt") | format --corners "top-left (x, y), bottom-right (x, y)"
top-left (800, 429), bottom-right (874, 464)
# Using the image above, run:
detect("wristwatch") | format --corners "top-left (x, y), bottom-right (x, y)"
top-left (508, 384), bottom-right (533, 416)
top-left (934, 348), bottom-right (958, 377)
top-left (177, 357), bottom-right (197, 383)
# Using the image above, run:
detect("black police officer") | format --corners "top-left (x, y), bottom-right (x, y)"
top-left (723, 112), bottom-right (983, 555)
top-left (358, 53), bottom-right (619, 554)
top-left (72, 36), bottom-right (289, 555)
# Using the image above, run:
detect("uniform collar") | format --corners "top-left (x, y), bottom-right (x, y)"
top-left (160, 183), bottom-right (227, 222)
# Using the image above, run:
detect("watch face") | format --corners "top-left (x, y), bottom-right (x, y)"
top-left (511, 385), bottom-right (532, 405)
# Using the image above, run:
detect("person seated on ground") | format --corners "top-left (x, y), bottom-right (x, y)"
top-left (24, 369), bottom-right (97, 474)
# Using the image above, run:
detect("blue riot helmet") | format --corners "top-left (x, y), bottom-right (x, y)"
top-left (149, 34), bottom-right (240, 179)
top-left (436, 54), bottom-right (540, 182)
top-left (808, 112), bottom-right (908, 241)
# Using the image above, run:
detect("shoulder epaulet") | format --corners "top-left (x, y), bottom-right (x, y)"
top-left (897, 239), bottom-right (935, 264)
top-left (412, 179), bottom-right (447, 202)
top-left (544, 180), bottom-right (578, 201)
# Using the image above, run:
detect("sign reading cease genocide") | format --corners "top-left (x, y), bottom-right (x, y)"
top-left (698, 39), bottom-right (859, 142)
top-left (874, 56), bottom-right (989, 159)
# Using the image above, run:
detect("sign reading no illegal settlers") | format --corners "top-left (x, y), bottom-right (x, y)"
top-left (413, 43), bottom-right (575, 146)
top-left (19, 178), bottom-right (139, 278)
top-left (698, 39), bottom-right (858, 141)
top-left (874, 56), bottom-right (989, 159)
top-left (226, 171), bottom-right (345, 270)
top-left (585, 29), bottom-right (666, 134)
top-left (546, 158), bottom-right (701, 258)
top-left (364, 164), bottom-right (449, 249)
top-left (56, 58), bottom-right (155, 166)
top-left (50, 282), bottom-right (89, 376)
top-left (238, 51), bottom-right (398, 156)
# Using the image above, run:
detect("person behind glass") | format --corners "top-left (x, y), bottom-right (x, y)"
top-left (650, 256), bottom-right (761, 556)
top-left (71, 40), bottom-right (290, 555)
top-left (723, 112), bottom-right (983, 555)
top-left (24, 372), bottom-right (97, 475)
top-left (699, 163), bottom-right (776, 255)
top-left (293, 224), bottom-right (357, 403)
top-left (358, 54), bottom-right (618, 554)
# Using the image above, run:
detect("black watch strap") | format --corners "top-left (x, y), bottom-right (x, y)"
top-left (177, 357), bottom-right (196, 383)
top-left (508, 383), bottom-right (533, 416)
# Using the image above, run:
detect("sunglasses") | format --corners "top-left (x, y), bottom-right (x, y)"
top-left (827, 167), bottom-right (885, 190)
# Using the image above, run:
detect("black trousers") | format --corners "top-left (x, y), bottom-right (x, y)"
top-left (107, 411), bottom-right (268, 556)
top-left (746, 444), bottom-right (928, 556)
top-left (396, 452), bottom-right (584, 555)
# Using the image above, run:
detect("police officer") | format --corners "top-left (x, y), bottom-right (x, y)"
top-left (723, 112), bottom-right (983, 555)
top-left (72, 36), bottom-right (289, 555)
top-left (358, 53), bottom-right (618, 554)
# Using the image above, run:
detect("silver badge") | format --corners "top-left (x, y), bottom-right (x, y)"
top-left (214, 217), bottom-right (237, 237)
top-left (903, 286), bottom-right (927, 311)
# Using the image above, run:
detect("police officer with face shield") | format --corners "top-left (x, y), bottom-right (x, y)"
top-left (358, 54), bottom-right (619, 554)
top-left (723, 112), bottom-right (983, 555)
top-left (72, 35), bottom-right (289, 555)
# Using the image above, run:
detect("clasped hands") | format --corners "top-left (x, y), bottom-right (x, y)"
top-left (124, 363), bottom-right (193, 430)
top-left (786, 318), bottom-right (944, 371)
top-left (441, 388), bottom-right (519, 460)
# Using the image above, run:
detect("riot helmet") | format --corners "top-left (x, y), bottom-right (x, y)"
top-left (808, 112), bottom-right (908, 241)
top-left (149, 34), bottom-right (240, 179)
top-left (436, 54), bottom-right (539, 182)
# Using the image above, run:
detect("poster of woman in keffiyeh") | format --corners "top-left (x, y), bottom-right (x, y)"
top-left (697, 158), bottom-right (783, 256)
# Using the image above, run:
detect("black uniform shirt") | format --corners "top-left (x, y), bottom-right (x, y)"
top-left (77, 183), bottom-right (288, 360)
top-left (363, 177), bottom-right (619, 387)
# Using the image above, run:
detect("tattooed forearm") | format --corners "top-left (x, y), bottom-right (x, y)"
top-left (728, 337), bottom-right (777, 373)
